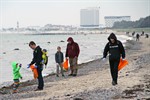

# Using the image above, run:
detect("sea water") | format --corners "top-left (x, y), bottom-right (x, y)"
top-left (0, 33), bottom-right (131, 87)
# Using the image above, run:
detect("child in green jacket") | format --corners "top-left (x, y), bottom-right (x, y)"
top-left (12, 61), bottom-right (22, 93)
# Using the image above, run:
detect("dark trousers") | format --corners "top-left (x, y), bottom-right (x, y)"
top-left (109, 59), bottom-right (120, 83)
top-left (37, 65), bottom-right (44, 89)
top-left (136, 38), bottom-right (139, 41)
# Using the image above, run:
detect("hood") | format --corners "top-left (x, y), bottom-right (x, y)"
top-left (67, 37), bottom-right (74, 43)
top-left (108, 33), bottom-right (117, 43)
top-left (43, 49), bottom-right (47, 52)
top-left (12, 61), bottom-right (17, 69)
top-left (35, 46), bottom-right (41, 51)
top-left (36, 46), bottom-right (40, 49)
top-left (42, 49), bottom-right (47, 55)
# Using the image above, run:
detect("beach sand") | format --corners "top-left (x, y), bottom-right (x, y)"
top-left (0, 35), bottom-right (150, 100)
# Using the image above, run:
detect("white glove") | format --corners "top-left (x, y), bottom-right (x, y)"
top-left (102, 58), bottom-right (106, 61)
top-left (122, 58), bottom-right (125, 60)
top-left (27, 64), bottom-right (30, 68)
top-left (56, 63), bottom-right (59, 66)
top-left (34, 65), bottom-right (38, 68)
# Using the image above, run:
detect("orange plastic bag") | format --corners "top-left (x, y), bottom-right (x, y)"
top-left (63, 59), bottom-right (69, 71)
top-left (118, 59), bottom-right (128, 71)
top-left (30, 65), bottom-right (38, 79)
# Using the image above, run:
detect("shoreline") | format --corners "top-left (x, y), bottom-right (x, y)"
top-left (0, 58), bottom-right (103, 90)
top-left (0, 33), bottom-right (131, 92)
top-left (0, 32), bottom-right (130, 87)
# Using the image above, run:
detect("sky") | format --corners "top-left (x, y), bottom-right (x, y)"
top-left (0, 0), bottom-right (150, 28)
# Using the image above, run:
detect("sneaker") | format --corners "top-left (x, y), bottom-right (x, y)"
top-left (112, 81), bottom-right (117, 86)
top-left (34, 88), bottom-right (43, 91)
top-left (56, 75), bottom-right (59, 77)
top-left (72, 74), bottom-right (77, 77)
top-left (68, 74), bottom-right (73, 76)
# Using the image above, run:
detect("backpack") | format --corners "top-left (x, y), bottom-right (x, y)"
top-left (41, 49), bottom-right (48, 66)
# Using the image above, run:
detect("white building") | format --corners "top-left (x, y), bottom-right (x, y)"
top-left (80, 7), bottom-right (99, 28)
top-left (105, 16), bottom-right (131, 28)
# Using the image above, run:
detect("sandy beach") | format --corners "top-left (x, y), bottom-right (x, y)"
top-left (0, 34), bottom-right (150, 100)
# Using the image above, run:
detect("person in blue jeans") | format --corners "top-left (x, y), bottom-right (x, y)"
top-left (29, 41), bottom-right (44, 91)
top-left (103, 33), bottom-right (125, 86)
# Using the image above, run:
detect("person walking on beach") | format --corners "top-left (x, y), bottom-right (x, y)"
top-left (141, 31), bottom-right (144, 36)
top-left (66, 37), bottom-right (80, 77)
top-left (136, 33), bottom-right (140, 41)
top-left (12, 62), bottom-right (22, 93)
top-left (103, 33), bottom-right (125, 85)
top-left (145, 34), bottom-right (149, 38)
top-left (55, 46), bottom-right (65, 77)
top-left (28, 41), bottom-right (44, 91)
top-left (132, 31), bottom-right (135, 37)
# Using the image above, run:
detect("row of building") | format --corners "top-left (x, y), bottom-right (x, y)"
top-left (4, 7), bottom-right (130, 32)
top-left (80, 7), bottom-right (131, 28)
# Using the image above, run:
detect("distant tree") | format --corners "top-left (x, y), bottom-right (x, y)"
top-left (113, 16), bottom-right (150, 28)
top-left (139, 16), bottom-right (150, 28)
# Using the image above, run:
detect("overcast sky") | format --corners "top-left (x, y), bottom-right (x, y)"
top-left (0, 0), bottom-right (149, 28)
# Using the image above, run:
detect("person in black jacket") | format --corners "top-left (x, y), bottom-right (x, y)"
top-left (103, 33), bottom-right (125, 85)
top-left (55, 46), bottom-right (64, 77)
top-left (136, 33), bottom-right (140, 41)
top-left (29, 41), bottom-right (44, 91)
top-left (145, 34), bottom-right (149, 38)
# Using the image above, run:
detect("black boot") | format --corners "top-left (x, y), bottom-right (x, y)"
top-left (112, 81), bottom-right (117, 86)
top-left (68, 74), bottom-right (73, 76)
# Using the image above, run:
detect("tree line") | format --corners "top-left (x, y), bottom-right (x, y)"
top-left (113, 16), bottom-right (150, 29)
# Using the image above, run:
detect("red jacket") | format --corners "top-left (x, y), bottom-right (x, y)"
top-left (65, 37), bottom-right (80, 58)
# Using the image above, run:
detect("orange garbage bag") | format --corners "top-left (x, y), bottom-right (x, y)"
top-left (118, 59), bottom-right (128, 71)
top-left (30, 65), bottom-right (38, 79)
top-left (63, 59), bottom-right (69, 71)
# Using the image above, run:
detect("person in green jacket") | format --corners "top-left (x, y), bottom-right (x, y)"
top-left (12, 61), bottom-right (22, 93)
